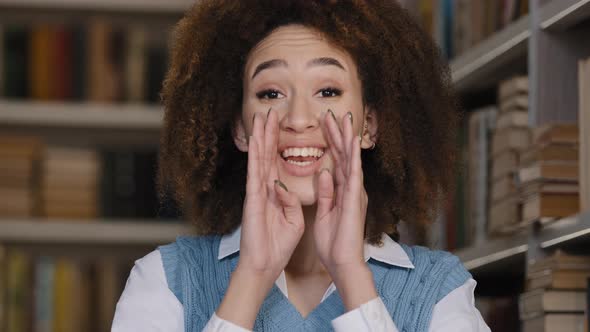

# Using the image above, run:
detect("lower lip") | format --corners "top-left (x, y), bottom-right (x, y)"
top-left (279, 153), bottom-right (325, 177)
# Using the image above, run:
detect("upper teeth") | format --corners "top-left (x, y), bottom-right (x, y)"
top-left (281, 147), bottom-right (324, 158)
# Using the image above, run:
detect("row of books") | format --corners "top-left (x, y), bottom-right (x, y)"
top-left (451, 66), bottom-right (590, 250)
top-left (401, 0), bottom-right (529, 59)
top-left (0, 20), bottom-right (169, 103)
top-left (1, 247), bottom-right (131, 332)
top-left (520, 250), bottom-right (590, 332)
top-left (0, 135), bottom-right (180, 220)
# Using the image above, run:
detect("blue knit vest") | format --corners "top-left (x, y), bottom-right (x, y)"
top-left (159, 236), bottom-right (471, 332)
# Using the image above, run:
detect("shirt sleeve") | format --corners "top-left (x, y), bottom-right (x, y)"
top-left (111, 250), bottom-right (185, 332)
top-left (429, 278), bottom-right (491, 332)
top-left (330, 278), bottom-right (491, 332)
top-left (111, 250), bottom-right (252, 332)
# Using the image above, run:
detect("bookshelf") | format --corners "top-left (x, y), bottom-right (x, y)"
top-left (0, 0), bottom-right (589, 331)
top-left (0, 0), bottom-right (193, 13)
top-left (450, 13), bottom-right (530, 93)
top-left (0, 101), bottom-right (163, 129)
top-left (0, 219), bottom-right (189, 245)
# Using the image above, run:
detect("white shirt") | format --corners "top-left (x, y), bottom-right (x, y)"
top-left (112, 227), bottom-right (490, 331)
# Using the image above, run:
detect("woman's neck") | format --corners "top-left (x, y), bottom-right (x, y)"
top-left (284, 205), bottom-right (328, 276)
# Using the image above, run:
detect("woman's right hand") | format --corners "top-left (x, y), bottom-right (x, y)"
top-left (237, 108), bottom-right (305, 281)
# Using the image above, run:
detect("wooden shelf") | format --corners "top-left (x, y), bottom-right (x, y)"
top-left (0, 219), bottom-right (191, 245)
top-left (0, 100), bottom-right (163, 130)
top-left (0, 0), bottom-right (193, 13)
top-left (450, 14), bottom-right (530, 93)
top-left (454, 211), bottom-right (590, 275)
top-left (539, 0), bottom-right (590, 32)
top-left (455, 233), bottom-right (527, 275)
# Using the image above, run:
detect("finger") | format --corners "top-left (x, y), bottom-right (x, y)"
top-left (323, 111), bottom-right (347, 185)
top-left (274, 180), bottom-right (305, 231)
top-left (252, 112), bottom-right (264, 177)
top-left (315, 168), bottom-right (334, 221)
top-left (342, 112), bottom-right (354, 174)
top-left (344, 138), bottom-right (363, 202)
top-left (263, 108), bottom-right (278, 179)
top-left (246, 135), bottom-right (262, 195)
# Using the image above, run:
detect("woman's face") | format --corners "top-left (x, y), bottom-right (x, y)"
top-left (236, 24), bottom-right (374, 206)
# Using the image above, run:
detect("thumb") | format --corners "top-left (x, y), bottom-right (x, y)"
top-left (274, 180), bottom-right (304, 229)
top-left (316, 168), bottom-right (334, 221)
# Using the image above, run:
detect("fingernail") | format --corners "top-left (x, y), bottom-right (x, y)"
top-left (252, 112), bottom-right (257, 125)
top-left (275, 179), bottom-right (288, 192)
top-left (359, 134), bottom-right (363, 144)
top-left (267, 107), bottom-right (272, 119)
top-left (328, 109), bottom-right (337, 122)
top-left (320, 168), bottom-right (330, 174)
top-left (346, 112), bottom-right (353, 125)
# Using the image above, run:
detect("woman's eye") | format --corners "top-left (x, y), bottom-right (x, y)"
top-left (256, 89), bottom-right (284, 99)
top-left (317, 87), bottom-right (342, 98)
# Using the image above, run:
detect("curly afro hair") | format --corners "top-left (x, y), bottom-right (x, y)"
top-left (158, 0), bottom-right (460, 245)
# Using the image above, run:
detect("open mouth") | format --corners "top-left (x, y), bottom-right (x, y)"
top-left (280, 147), bottom-right (325, 167)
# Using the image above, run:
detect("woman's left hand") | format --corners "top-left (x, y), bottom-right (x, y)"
top-left (314, 110), bottom-right (376, 309)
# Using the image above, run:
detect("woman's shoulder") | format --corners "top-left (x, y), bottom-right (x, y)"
top-left (398, 243), bottom-right (465, 269)
top-left (386, 243), bottom-right (472, 302)
top-left (159, 234), bottom-right (221, 256)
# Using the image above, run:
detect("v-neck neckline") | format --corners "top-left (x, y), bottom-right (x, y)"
top-left (252, 260), bottom-right (393, 330)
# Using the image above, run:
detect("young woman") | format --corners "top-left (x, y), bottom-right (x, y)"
top-left (113, 1), bottom-right (490, 331)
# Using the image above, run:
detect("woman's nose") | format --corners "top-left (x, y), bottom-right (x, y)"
top-left (279, 95), bottom-right (320, 134)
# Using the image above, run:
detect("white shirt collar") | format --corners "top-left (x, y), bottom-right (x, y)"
top-left (218, 226), bottom-right (414, 269)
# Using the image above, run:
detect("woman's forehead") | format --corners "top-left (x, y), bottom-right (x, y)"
top-left (244, 25), bottom-right (356, 76)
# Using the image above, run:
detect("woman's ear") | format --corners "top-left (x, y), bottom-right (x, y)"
top-left (233, 115), bottom-right (249, 152)
top-left (361, 108), bottom-right (378, 150)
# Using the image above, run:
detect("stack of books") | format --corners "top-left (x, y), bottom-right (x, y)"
top-left (467, 106), bottom-right (497, 245)
top-left (488, 76), bottom-right (530, 235)
top-left (0, 136), bottom-right (42, 218)
top-left (579, 56), bottom-right (590, 212)
top-left (518, 124), bottom-right (579, 226)
top-left (41, 146), bottom-right (100, 219)
top-left (520, 250), bottom-right (589, 332)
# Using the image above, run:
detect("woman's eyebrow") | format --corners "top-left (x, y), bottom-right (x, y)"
top-left (307, 57), bottom-right (346, 71)
top-left (251, 57), bottom-right (346, 79)
top-left (252, 59), bottom-right (287, 79)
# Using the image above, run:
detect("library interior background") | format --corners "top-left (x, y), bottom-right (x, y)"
top-left (1, 0), bottom-right (590, 331)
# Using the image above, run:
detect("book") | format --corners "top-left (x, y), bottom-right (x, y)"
top-left (518, 161), bottom-right (579, 184)
top-left (467, 106), bottom-right (496, 244)
top-left (29, 24), bottom-right (54, 100)
top-left (523, 314), bottom-right (585, 332)
top-left (34, 256), bottom-right (55, 332)
top-left (522, 192), bottom-right (579, 222)
top-left (499, 94), bottom-right (529, 113)
top-left (586, 278), bottom-right (589, 332)
top-left (496, 111), bottom-right (528, 131)
top-left (491, 174), bottom-right (517, 202)
top-left (519, 289), bottom-right (585, 320)
top-left (579, 57), bottom-right (590, 211)
top-left (520, 143), bottom-right (579, 167)
top-left (534, 123), bottom-right (579, 145)
top-left (6, 250), bottom-right (33, 332)
top-left (527, 269), bottom-right (590, 291)
top-left (492, 126), bottom-right (531, 156)
top-left (492, 149), bottom-right (519, 179)
top-left (527, 250), bottom-right (590, 276)
top-left (498, 76), bottom-right (528, 102)
top-left (488, 194), bottom-right (519, 234)
top-left (521, 181), bottom-right (579, 198)
top-left (3, 25), bottom-right (30, 98)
